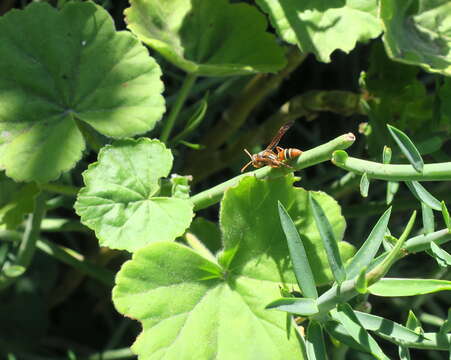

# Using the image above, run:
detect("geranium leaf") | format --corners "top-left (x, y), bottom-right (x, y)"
top-left (0, 2), bottom-right (165, 182)
top-left (113, 175), bottom-right (353, 359)
top-left (380, 0), bottom-right (451, 76)
top-left (75, 138), bottom-right (193, 252)
top-left (256, 0), bottom-right (382, 62)
top-left (125, 0), bottom-right (286, 76)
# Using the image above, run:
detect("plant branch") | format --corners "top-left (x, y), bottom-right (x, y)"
top-left (190, 133), bottom-right (356, 211)
top-left (332, 151), bottom-right (451, 181)
top-left (160, 73), bottom-right (197, 143)
top-left (0, 191), bottom-right (47, 291)
top-left (40, 182), bottom-right (79, 196)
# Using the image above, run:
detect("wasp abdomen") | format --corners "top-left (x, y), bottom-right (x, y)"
top-left (279, 148), bottom-right (302, 161)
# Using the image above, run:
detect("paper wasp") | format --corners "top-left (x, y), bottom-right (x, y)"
top-left (241, 122), bottom-right (302, 172)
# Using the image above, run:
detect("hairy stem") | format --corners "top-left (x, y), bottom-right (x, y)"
top-left (190, 133), bottom-right (355, 211)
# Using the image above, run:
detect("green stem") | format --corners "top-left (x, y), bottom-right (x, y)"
top-left (40, 182), bottom-right (79, 196)
top-left (190, 133), bottom-right (355, 211)
top-left (0, 191), bottom-right (47, 291)
top-left (0, 230), bottom-right (114, 287)
top-left (83, 347), bottom-right (135, 360)
top-left (160, 73), bottom-right (197, 143)
top-left (332, 151), bottom-right (451, 181)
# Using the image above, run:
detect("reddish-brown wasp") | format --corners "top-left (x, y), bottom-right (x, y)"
top-left (240, 122), bottom-right (302, 172)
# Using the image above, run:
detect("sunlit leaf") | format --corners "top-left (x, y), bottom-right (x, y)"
top-left (360, 173), bottom-right (369, 198)
top-left (0, 2), bottom-right (165, 182)
top-left (256, 0), bottom-right (382, 62)
top-left (405, 181), bottom-right (441, 211)
top-left (266, 297), bottom-right (319, 316)
top-left (369, 278), bottom-right (451, 297)
top-left (278, 201), bottom-right (317, 298)
top-left (75, 138), bottom-right (193, 252)
top-left (125, 0), bottom-right (286, 76)
top-left (380, 0), bottom-right (451, 76)
top-left (387, 124), bottom-right (424, 172)
top-left (430, 242), bottom-right (451, 267)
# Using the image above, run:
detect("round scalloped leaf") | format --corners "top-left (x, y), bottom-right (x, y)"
top-left (220, 175), bottom-right (353, 285)
top-left (380, 0), bottom-right (451, 76)
top-left (113, 242), bottom-right (304, 360)
top-left (255, 0), bottom-right (382, 63)
top-left (74, 139), bottom-right (193, 252)
top-left (124, 0), bottom-right (286, 76)
top-left (113, 175), bottom-right (353, 358)
top-left (0, 2), bottom-right (165, 183)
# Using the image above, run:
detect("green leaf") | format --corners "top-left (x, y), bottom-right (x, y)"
top-left (382, 146), bottom-right (392, 164)
top-left (405, 181), bottom-right (442, 210)
top-left (355, 267), bottom-right (368, 294)
top-left (387, 124), bottom-right (424, 172)
top-left (354, 311), bottom-right (425, 343)
top-left (441, 201), bottom-right (451, 232)
top-left (2, 265), bottom-right (26, 278)
top-left (406, 311), bottom-right (424, 335)
top-left (222, 176), bottom-right (352, 286)
top-left (386, 181), bottom-right (399, 205)
top-left (278, 201), bottom-right (318, 299)
top-left (331, 304), bottom-right (390, 360)
top-left (439, 309), bottom-right (451, 334)
top-left (345, 207), bottom-right (392, 280)
top-left (421, 202), bottom-right (435, 234)
top-left (171, 94), bottom-right (208, 145)
top-left (305, 321), bottom-right (328, 360)
top-left (360, 173), bottom-right (369, 198)
top-left (188, 217), bottom-right (222, 254)
top-left (266, 297), bottom-right (319, 316)
top-left (0, 2), bottom-right (165, 183)
top-left (369, 278), bottom-right (451, 297)
top-left (255, 0), bottom-right (382, 63)
top-left (380, 0), bottom-right (451, 76)
top-left (113, 175), bottom-right (353, 359)
top-left (125, 0), bottom-right (286, 76)
top-left (430, 242), bottom-right (451, 267)
top-left (0, 174), bottom-right (39, 229)
top-left (113, 242), bottom-right (304, 359)
top-left (169, 174), bottom-right (191, 199)
top-left (309, 194), bottom-right (346, 284)
top-left (75, 138), bottom-right (193, 252)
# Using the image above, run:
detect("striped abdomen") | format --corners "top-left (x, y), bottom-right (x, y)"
top-left (277, 148), bottom-right (302, 161)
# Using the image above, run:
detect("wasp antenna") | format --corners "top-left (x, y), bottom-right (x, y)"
top-left (241, 161), bottom-right (253, 173)
top-left (243, 149), bottom-right (253, 159)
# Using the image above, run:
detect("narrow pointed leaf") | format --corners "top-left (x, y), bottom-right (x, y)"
top-left (405, 181), bottom-right (442, 211)
top-left (439, 309), bottom-right (451, 334)
top-left (346, 207), bottom-right (391, 279)
top-left (430, 242), bottom-right (451, 267)
top-left (360, 173), bottom-right (369, 198)
top-left (354, 311), bottom-right (426, 343)
top-left (306, 321), bottom-right (328, 360)
top-left (421, 202), bottom-right (435, 234)
top-left (172, 95), bottom-right (208, 144)
top-left (406, 311), bottom-right (423, 335)
top-left (355, 267), bottom-right (368, 294)
top-left (309, 194), bottom-right (346, 284)
top-left (387, 124), bottom-right (424, 172)
top-left (441, 201), bottom-right (451, 232)
top-left (386, 181), bottom-right (399, 205)
top-left (266, 297), bottom-right (319, 316)
top-left (382, 146), bottom-right (392, 164)
top-left (332, 304), bottom-right (390, 360)
top-left (369, 278), bottom-right (451, 297)
top-left (278, 201), bottom-right (318, 299)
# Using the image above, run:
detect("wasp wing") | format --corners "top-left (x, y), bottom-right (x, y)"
top-left (265, 121), bottom-right (294, 151)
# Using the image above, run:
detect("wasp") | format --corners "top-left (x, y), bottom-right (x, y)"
top-left (241, 122), bottom-right (302, 172)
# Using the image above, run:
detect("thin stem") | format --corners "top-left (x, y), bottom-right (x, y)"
top-left (83, 348), bottom-right (135, 360)
top-left (332, 151), bottom-right (451, 181)
top-left (0, 191), bottom-right (47, 291)
top-left (160, 73), bottom-right (197, 143)
top-left (40, 183), bottom-right (79, 196)
top-left (190, 133), bottom-right (355, 211)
